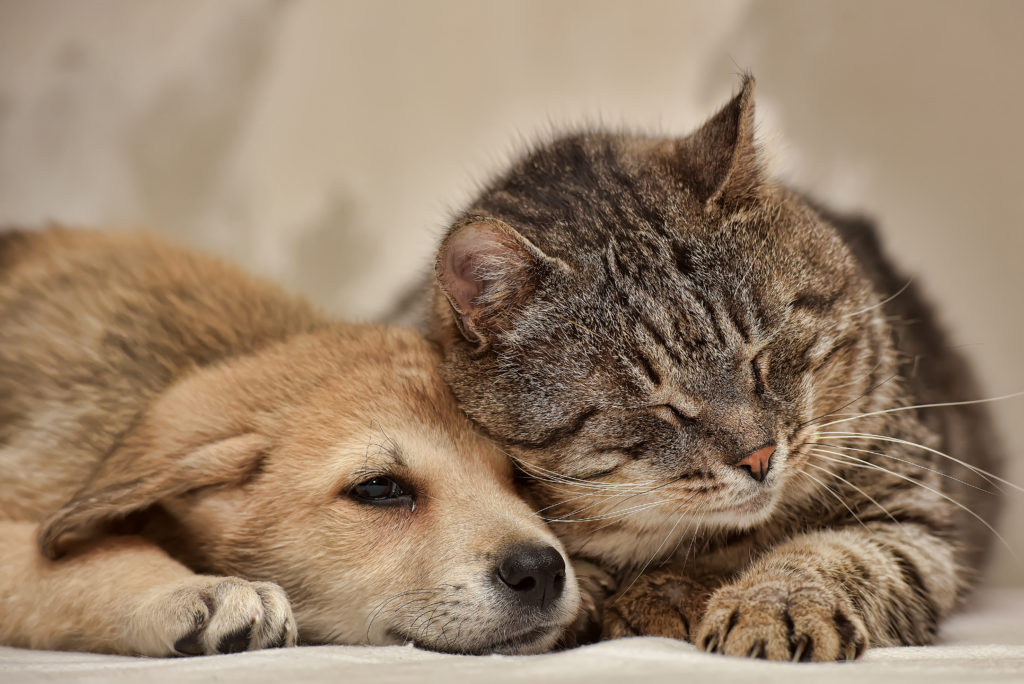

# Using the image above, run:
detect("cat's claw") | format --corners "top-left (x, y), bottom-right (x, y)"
top-left (696, 578), bottom-right (868, 662)
top-left (791, 634), bottom-right (810, 662)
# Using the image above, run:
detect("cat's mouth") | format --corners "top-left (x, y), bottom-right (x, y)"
top-left (700, 467), bottom-right (786, 525)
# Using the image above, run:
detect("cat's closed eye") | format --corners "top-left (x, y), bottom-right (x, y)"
top-left (650, 403), bottom-right (697, 430)
top-left (749, 352), bottom-right (770, 395)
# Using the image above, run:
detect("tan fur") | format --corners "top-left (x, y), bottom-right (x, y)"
top-left (0, 228), bottom-right (579, 656)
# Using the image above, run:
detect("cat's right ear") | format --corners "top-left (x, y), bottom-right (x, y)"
top-left (678, 74), bottom-right (763, 212)
top-left (435, 217), bottom-right (554, 346)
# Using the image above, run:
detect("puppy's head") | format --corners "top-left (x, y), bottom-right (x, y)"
top-left (39, 325), bottom-right (579, 654)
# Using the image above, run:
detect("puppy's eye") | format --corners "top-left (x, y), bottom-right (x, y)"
top-left (351, 476), bottom-right (405, 502)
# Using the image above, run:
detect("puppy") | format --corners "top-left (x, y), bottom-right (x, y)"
top-left (0, 228), bottom-right (580, 656)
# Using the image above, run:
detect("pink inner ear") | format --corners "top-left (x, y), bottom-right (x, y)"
top-left (443, 223), bottom-right (503, 314)
top-left (449, 250), bottom-right (484, 312)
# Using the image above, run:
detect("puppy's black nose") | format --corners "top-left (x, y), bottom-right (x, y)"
top-left (495, 543), bottom-right (566, 611)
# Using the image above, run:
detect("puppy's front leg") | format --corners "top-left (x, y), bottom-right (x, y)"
top-left (0, 521), bottom-right (297, 655)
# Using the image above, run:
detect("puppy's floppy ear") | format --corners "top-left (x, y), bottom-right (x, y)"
top-left (38, 379), bottom-right (271, 559)
top-left (435, 216), bottom-right (561, 347)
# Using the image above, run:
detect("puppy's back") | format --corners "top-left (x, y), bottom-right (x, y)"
top-left (0, 229), bottom-right (324, 520)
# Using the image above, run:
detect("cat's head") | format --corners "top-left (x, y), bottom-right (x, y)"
top-left (430, 78), bottom-right (895, 567)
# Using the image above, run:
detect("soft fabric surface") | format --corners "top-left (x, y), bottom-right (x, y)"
top-left (2, 589), bottom-right (1022, 684)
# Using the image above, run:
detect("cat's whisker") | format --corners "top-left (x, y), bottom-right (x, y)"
top-left (491, 488), bottom-right (649, 550)
top-left (821, 359), bottom-right (885, 392)
top-left (614, 494), bottom-right (696, 600)
top-left (532, 472), bottom-right (688, 527)
top-left (545, 490), bottom-right (658, 522)
top-left (543, 498), bottom-right (679, 524)
top-left (673, 503), bottom-right (709, 567)
top-left (799, 469), bottom-right (870, 532)
top-left (528, 492), bottom-right (619, 519)
top-left (815, 391), bottom-right (1024, 431)
top-left (565, 478), bottom-right (703, 558)
top-left (518, 469), bottom-right (655, 495)
top-left (804, 441), bottom-right (998, 495)
top-left (807, 448), bottom-right (1014, 556)
top-left (507, 451), bottom-right (657, 492)
top-left (804, 459), bottom-right (903, 527)
top-left (816, 430), bottom-right (1023, 493)
top-left (513, 463), bottom-right (630, 490)
top-left (585, 475), bottom-right (689, 513)
top-left (844, 278), bottom-right (913, 319)
top-left (655, 495), bottom-right (709, 570)
top-left (798, 373), bottom-right (899, 430)
top-left (499, 479), bottom-right (671, 541)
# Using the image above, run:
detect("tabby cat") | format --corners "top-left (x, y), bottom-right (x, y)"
top-left (421, 76), bottom-right (1006, 660)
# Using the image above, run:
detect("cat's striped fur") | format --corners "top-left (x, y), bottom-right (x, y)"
top-left (425, 77), bottom-right (1005, 660)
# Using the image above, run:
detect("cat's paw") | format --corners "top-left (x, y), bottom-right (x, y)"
top-left (559, 560), bottom-right (617, 647)
top-left (602, 569), bottom-right (713, 642)
top-left (134, 576), bottom-right (297, 656)
top-left (696, 577), bottom-right (867, 661)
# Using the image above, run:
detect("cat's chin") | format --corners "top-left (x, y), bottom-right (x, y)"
top-left (699, 490), bottom-right (780, 530)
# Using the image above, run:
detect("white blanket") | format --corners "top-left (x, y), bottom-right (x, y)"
top-left (3, 589), bottom-right (1022, 684)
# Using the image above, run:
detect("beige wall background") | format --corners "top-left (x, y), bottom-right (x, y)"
top-left (1, 0), bottom-right (1021, 585)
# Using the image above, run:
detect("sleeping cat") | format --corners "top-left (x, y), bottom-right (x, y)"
top-left (422, 76), bottom-right (1006, 660)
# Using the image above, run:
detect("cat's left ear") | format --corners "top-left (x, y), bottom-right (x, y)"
top-left (678, 74), bottom-right (763, 211)
top-left (435, 217), bottom-right (558, 346)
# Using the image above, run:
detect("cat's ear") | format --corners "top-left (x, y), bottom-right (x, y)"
top-left (38, 375), bottom-right (271, 559)
top-left (435, 217), bottom-right (555, 346)
top-left (678, 75), bottom-right (763, 211)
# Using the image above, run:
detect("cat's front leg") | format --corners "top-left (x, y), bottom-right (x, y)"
top-left (696, 524), bottom-right (956, 661)
top-left (559, 558), bottom-right (618, 647)
top-left (602, 567), bottom-right (719, 642)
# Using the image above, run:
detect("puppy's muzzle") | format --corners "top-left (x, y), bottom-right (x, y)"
top-left (494, 543), bottom-right (566, 611)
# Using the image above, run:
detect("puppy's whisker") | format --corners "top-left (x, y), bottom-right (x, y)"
top-left (365, 587), bottom-right (445, 642)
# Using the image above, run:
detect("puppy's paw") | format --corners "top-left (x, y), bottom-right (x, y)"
top-left (135, 576), bottom-right (297, 656)
top-left (602, 569), bottom-right (713, 642)
top-left (696, 577), bottom-right (867, 661)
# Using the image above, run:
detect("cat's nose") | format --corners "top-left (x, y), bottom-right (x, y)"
top-left (495, 543), bottom-right (567, 611)
top-left (735, 444), bottom-right (776, 482)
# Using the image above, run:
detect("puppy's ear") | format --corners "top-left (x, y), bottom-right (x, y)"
top-left (435, 217), bottom-right (561, 347)
top-left (38, 380), bottom-right (271, 559)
